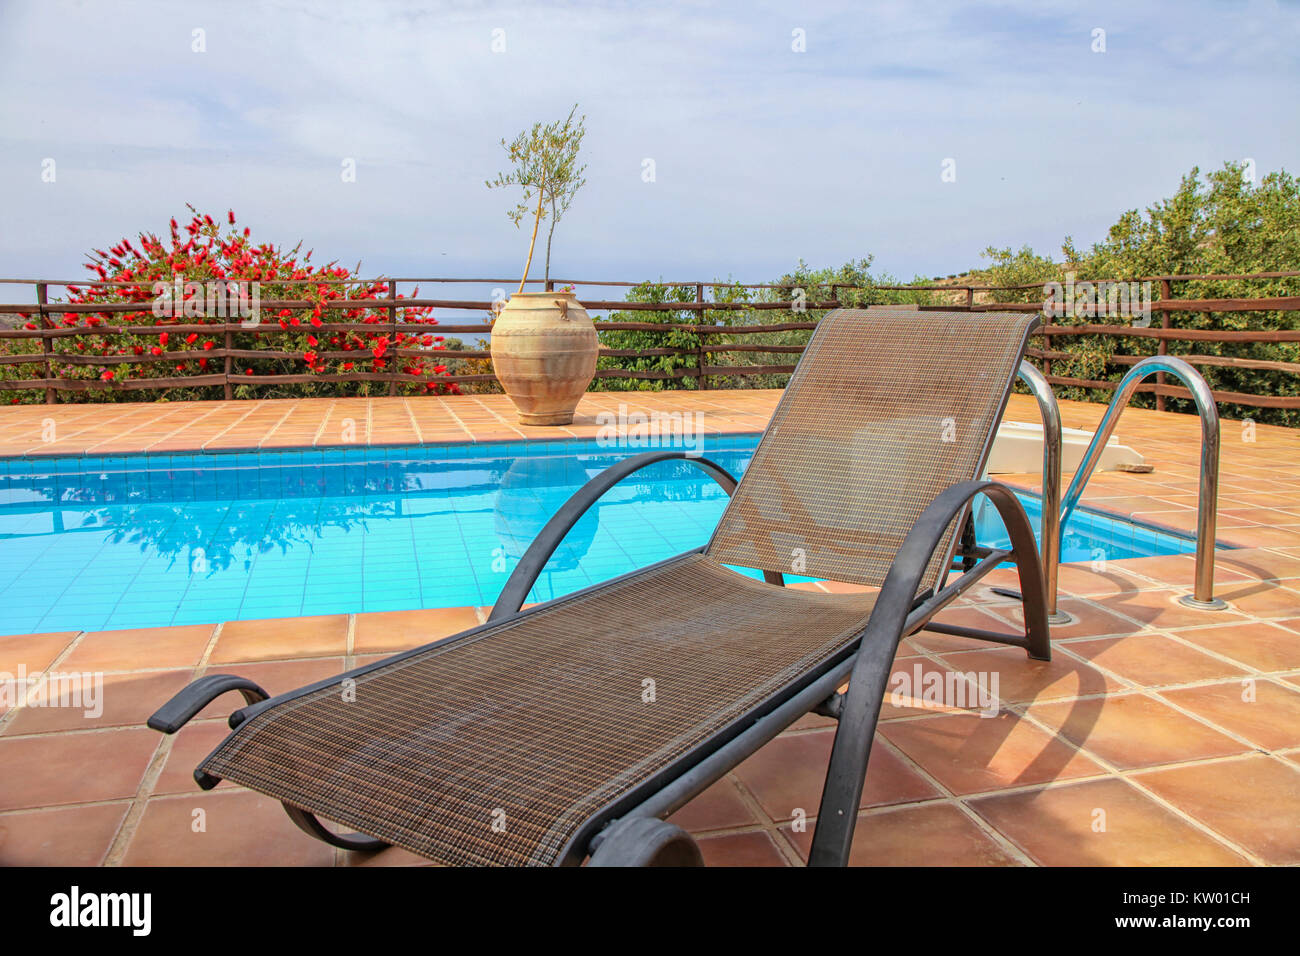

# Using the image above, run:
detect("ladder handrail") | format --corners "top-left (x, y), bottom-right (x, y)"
top-left (1060, 356), bottom-right (1224, 609)
top-left (1015, 362), bottom-right (1065, 619)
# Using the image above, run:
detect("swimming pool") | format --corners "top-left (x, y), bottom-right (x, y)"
top-left (0, 436), bottom-right (1197, 636)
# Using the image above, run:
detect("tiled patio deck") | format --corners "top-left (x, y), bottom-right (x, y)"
top-left (1, 390), bottom-right (1298, 867)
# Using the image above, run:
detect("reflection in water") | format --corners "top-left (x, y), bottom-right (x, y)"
top-left (493, 454), bottom-right (601, 570)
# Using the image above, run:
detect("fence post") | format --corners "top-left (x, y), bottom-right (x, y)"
top-left (1156, 278), bottom-right (1172, 412)
top-left (37, 282), bottom-right (56, 405)
top-left (965, 285), bottom-right (974, 310)
top-left (695, 283), bottom-right (707, 391)
top-left (387, 279), bottom-right (398, 397)
top-left (223, 315), bottom-right (234, 400)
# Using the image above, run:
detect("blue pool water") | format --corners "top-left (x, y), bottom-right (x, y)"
top-left (0, 436), bottom-right (1197, 636)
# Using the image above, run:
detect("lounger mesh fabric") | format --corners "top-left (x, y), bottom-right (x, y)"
top-left (202, 554), bottom-right (878, 866)
top-left (199, 308), bottom-right (1036, 866)
top-left (708, 309), bottom-right (1038, 589)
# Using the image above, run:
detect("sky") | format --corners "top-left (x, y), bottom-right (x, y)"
top-left (1, 0), bottom-right (1297, 293)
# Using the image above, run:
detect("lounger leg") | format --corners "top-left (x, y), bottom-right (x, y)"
top-left (808, 480), bottom-right (1052, 865)
top-left (806, 629), bottom-right (899, 867)
top-left (282, 804), bottom-right (391, 853)
top-left (587, 816), bottom-right (704, 867)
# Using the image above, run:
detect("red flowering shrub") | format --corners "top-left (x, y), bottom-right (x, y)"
top-left (3, 206), bottom-right (459, 402)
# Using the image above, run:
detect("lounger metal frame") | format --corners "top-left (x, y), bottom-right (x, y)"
top-left (150, 453), bottom-right (1050, 867)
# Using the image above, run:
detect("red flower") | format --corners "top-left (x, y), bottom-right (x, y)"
top-left (185, 333), bottom-right (198, 344)
top-left (100, 370), bottom-right (114, 381)
top-left (158, 331), bottom-right (169, 346)
top-left (228, 210), bottom-right (236, 224)
top-left (150, 346), bottom-right (163, 357)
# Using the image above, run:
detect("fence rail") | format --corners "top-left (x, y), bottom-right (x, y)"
top-left (1, 272), bottom-right (1297, 411)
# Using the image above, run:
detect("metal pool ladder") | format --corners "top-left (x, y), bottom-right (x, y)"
top-left (1016, 357), bottom-right (1227, 620)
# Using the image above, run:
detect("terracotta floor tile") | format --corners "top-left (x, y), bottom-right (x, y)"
top-left (339, 842), bottom-right (435, 867)
top-left (938, 645), bottom-right (1123, 703)
top-left (0, 727), bottom-right (158, 810)
top-left (879, 657), bottom-right (966, 718)
top-left (122, 789), bottom-right (335, 866)
top-left (209, 614), bottom-right (349, 663)
top-left (1105, 554), bottom-right (1206, 587)
top-left (1063, 634), bottom-right (1248, 686)
top-left (969, 778), bottom-right (1248, 866)
top-left (731, 731), bottom-right (937, 820)
top-left (1134, 755), bottom-right (1300, 864)
top-left (0, 632), bottom-right (80, 674)
top-left (353, 607), bottom-right (481, 654)
top-left (879, 711), bottom-right (1103, 795)
top-left (1054, 563), bottom-right (1148, 598)
top-left (1213, 549), bottom-right (1300, 583)
top-left (787, 803), bottom-right (1022, 866)
top-left (1171, 621), bottom-right (1300, 673)
top-left (695, 830), bottom-right (790, 866)
top-left (3, 669), bottom-right (192, 735)
top-left (1027, 693), bottom-right (1248, 770)
top-left (1101, 589), bottom-right (1250, 630)
top-left (1208, 581), bottom-right (1300, 618)
top-left (153, 719), bottom-right (238, 794)
top-left (669, 776), bottom-right (758, 833)
top-left (987, 598), bottom-right (1142, 639)
top-left (194, 657), bottom-right (344, 720)
top-left (0, 802), bottom-right (130, 866)
top-left (62, 625), bottom-right (215, 672)
top-left (1161, 680), bottom-right (1300, 752)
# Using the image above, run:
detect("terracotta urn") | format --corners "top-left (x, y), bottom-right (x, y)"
top-left (490, 290), bottom-right (598, 425)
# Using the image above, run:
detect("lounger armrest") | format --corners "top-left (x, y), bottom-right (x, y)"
top-left (809, 479), bottom-right (1050, 865)
top-left (488, 450), bottom-right (754, 621)
top-left (147, 674), bottom-right (270, 734)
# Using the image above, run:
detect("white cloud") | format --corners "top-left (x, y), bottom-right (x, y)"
top-left (0, 0), bottom-right (1296, 286)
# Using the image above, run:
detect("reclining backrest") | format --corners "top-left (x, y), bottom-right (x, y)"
top-left (706, 308), bottom-right (1039, 590)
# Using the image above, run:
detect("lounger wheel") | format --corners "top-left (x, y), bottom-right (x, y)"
top-left (587, 817), bottom-right (704, 867)
top-left (282, 804), bottom-right (391, 852)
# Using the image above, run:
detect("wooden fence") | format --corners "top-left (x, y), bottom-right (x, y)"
top-left (0, 272), bottom-right (1297, 411)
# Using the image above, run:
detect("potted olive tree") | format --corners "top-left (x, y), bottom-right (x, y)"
top-left (486, 105), bottom-right (594, 425)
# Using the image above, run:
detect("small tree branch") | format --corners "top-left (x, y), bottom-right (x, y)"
top-left (518, 171), bottom-right (547, 294)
